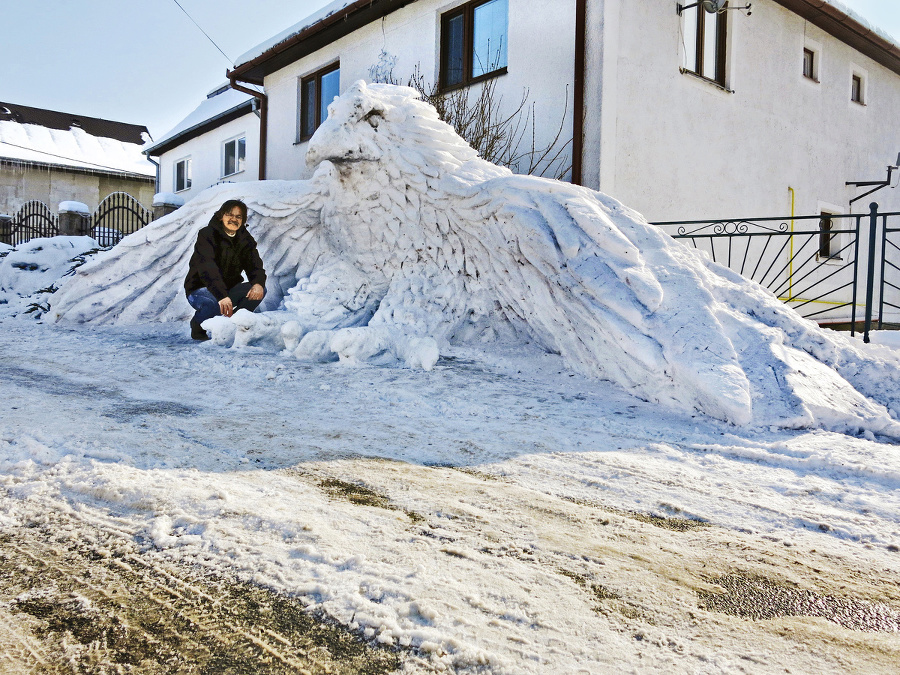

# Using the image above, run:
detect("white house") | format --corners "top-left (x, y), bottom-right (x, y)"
top-left (144, 84), bottom-right (261, 202)
top-left (225, 0), bottom-right (900, 223)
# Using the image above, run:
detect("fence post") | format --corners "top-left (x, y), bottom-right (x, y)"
top-left (863, 202), bottom-right (879, 343)
top-left (152, 192), bottom-right (184, 221)
top-left (58, 201), bottom-right (91, 236)
top-left (0, 214), bottom-right (11, 245)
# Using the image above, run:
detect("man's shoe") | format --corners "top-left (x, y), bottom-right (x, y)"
top-left (190, 320), bottom-right (210, 341)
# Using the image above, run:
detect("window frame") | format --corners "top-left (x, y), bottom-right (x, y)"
top-left (221, 134), bottom-right (246, 178)
top-left (851, 72), bottom-right (865, 105)
top-left (439, 0), bottom-right (509, 92)
top-left (174, 157), bottom-right (192, 193)
top-left (681, 5), bottom-right (728, 88)
top-left (802, 48), bottom-right (817, 81)
top-left (298, 61), bottom-right (340, 143)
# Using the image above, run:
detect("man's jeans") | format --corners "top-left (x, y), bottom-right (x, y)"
top-left (187, 282), bottom-right (265, 326)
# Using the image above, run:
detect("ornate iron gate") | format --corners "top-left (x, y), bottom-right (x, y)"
top-left (654, 203), bottom-right (900, 341)
top-left (11, 200), bottom-right (59, 246)
top-left (90, 192), bottom-right (152, 247)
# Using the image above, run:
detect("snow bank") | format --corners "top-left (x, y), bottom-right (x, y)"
top-left (49, 82), bottom-right (900, 434)
top-left (0, 236), bottom-right (98, 318)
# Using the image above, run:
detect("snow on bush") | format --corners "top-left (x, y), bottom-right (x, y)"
top-left (48, 82), bottom-right (900, 433)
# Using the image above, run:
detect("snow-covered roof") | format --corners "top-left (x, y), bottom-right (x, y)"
top-left (831, 0), bottom-right (899, 45)
top-left (144, 87), bottom-right (256, 156)
top-left (235, 0), bottom-right (355, 67)
top-left (0, 103), bottom-right (155, 178)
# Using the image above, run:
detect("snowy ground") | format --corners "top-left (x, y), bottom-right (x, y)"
top-left (2, 314), bottom-right (899, 673)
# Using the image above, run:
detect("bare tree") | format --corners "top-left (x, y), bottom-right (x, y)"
top-left (371, 56), bottom-right (572, 181)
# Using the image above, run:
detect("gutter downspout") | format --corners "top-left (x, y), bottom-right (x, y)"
top-left (145, 155), bottom-right (160, 195)
top-left (572, 0), bottom-right (587, 186)
top-left (227, 70), bottom-right (268, 180)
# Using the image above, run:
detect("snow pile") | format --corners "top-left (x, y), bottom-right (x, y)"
top-left (0, 120), bottom-right (154, 176)
top-left (0, 236), bottom-right (98, 318)
top-left (50, 82), bottom-right (900, 433)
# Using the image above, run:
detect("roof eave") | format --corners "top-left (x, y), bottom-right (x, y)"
top-left (229, 0), bottom-right (419, 84)
top-left (773, 0), bottom-right (900, 76)
top-left (144, 100), bottom-right (256, 157)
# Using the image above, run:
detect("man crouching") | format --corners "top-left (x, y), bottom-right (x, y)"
top-left (184, 199), bottom-right (266, 341)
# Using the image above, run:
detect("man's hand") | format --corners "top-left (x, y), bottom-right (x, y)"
top-left (246, 283), bottom-right (265, 301)
top-left (218, 297), bottom-right (234, 317)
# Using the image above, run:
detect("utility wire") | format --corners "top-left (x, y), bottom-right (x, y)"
top-left (0, 139), bottom-right (149, 175)
top-left (171, 0), bottom-right (235, 66)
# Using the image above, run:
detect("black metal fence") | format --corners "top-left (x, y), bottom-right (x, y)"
top-left (7, 193), bottom-right (151, 248)
top-left (90, 192), bottom-right (152, 247)
top-left (10, 200), bottom-right (59, 245)
top-left (653, 203), bottom-right (900, 341)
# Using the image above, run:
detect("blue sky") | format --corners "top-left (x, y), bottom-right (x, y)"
top-left (2, 0), bottom-right (898, 141)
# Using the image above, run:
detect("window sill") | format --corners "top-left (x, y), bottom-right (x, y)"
top-left (679, 68), bottom-right (733, 94)
top-left (803, 75), bottom-right (820, 84)
top-left (817, 254), bottom-right (844, 265)
top-left (851, 99), bottom-right (867, 107)
top-left (439, 66), bottom-right (508, 94)
top-left (175, 187), bottom-right (191, 194)
top-left (221, 169), bottom-right (245, 179)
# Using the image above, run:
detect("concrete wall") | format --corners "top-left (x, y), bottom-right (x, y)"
top-left (156, 113), bottom-right (260, 202)
top-left (0, 163), bottom-right (155, 217)
top-left (263, 0), bottom-right (576, 182)
top-left (594, 0), bottom-right (900, 222)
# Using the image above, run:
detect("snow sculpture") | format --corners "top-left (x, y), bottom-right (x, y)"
top-left (51, 82), bottom-right (900, 432)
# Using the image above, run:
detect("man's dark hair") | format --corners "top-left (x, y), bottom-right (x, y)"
top-left (214, 199), bottom-right (248, 226)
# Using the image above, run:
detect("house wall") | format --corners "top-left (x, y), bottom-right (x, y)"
top-left (263, 0), bottom-right (577, 182)
top-left (0, 163), bottom-right (155, 216)
top-left (593, 0), bottom-right (900, 222)
top-left (156, 113), bottom-right (260, 202)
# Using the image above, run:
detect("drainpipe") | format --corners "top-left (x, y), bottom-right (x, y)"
top-left (572, 0), bottom-right (587, 186)
top-left (227, 70), bottom-right (268, 180)
top-left (146, 155), bottom-right (160, 195)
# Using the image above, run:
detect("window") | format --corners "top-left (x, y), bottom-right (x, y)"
top-left (818, 212), bottom-right (842, 260)
top-left (851, 73), bottom-right (864, 103)
top-left (223, 135), bottom-right (246, 177)
top-left (803, 48), bottom-right (816, 81)
top-left (175, 157), bottom-right (191, 192)
top-left (299, 63), bottom-right (340, 141)
top-left (440, 0), bottom-right (508, 90)
top-left (681, 5), bottom-right (727, 86)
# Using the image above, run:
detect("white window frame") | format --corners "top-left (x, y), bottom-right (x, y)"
top-left (222, 134), bottom-right (246, 178)
top-left (174, 157), bottom-right (192, 193)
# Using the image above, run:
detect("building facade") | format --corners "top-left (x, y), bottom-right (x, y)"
top-left (144, 85), bottom-right (261, 203)
top-left (227, 0), bottom-right (900, 223)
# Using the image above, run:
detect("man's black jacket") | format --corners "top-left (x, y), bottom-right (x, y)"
top-left (184, 216), bottom-right (267, 301)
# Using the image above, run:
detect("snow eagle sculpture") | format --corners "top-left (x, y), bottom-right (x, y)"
top-left (51, 81), bottom-right (900, 433)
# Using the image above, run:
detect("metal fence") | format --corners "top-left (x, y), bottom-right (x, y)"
top-left (7, 193), bottom-right (150, 248)
top-left (10, 200), bottom-right (59, 245)
top-left (90, 192), bottom-right (152, 247)
top-left (653, 203), bottom-right (900, 341)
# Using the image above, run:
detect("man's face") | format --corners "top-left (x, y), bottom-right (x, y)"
top-left (223, 207), bottom-right (244, 234)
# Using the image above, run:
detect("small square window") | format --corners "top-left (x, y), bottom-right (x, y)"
top-left (803, 48), bottom-right (816, 80)
top-left (851, 73), bottom-right (864, 103)
top-left (175, 158), bottom-right (191, 192)
top-left (299, 63), bottom-right (340, 142)
top-left (223, 136), bottom-right (246, 177)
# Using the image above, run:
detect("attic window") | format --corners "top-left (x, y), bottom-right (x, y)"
top-left (439, 0), bottom-right (508, 91)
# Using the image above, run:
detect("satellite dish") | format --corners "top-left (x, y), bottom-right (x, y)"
top-left (701, 0), bottom-right (725, 12)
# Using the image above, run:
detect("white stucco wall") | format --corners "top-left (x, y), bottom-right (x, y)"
top-left (599, 0), bottom-right (900, 222)
top-left (157, 113), bottom-right (260, 202)
top-left (263, 0), bottom-right (576, 182)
